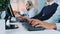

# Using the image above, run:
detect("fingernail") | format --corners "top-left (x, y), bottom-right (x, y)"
top-left (32, 25), bottom-right (34, 26)
top-left (35, 26), bottom-right (37, 27)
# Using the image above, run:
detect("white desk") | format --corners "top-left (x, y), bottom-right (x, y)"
top-left (0, 19), bottom-right (5, 34)
top-left (6, 22), bottom-right (60, 34)
top-left (6, 30), bottom-right (60, 34)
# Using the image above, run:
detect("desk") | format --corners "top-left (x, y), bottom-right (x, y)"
top-left (6, 30), bottom-right (60, 34)
top-left (6, 22), bottom-right (60, 34)
top-left (0, 19), bottom-right (5, 34)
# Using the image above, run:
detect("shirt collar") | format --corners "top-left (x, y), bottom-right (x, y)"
top-left (47, 1), bottom-right (55, 5)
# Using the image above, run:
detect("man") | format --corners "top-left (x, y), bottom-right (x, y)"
top-left (30, 7), bottom-right (60, 30)
top-left (24, 0), bottom-right (38, 18)
top-left (16, 0), bottom-right (38, 18)
top-left (29, 0), bottom-right (60, 31)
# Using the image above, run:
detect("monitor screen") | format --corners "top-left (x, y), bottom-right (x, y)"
top-left (8, 4), bottom-right (15, 17)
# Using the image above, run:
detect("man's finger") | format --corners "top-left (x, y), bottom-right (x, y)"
top-left (32, 22), bottom-right (40, 27)
top-left (35, 25), bottom-right (42, 28)
top-left (31, 20), bottom-right (36, 24)
top-left (28, 19), bottom-right (33, 23)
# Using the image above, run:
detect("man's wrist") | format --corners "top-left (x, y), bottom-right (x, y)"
top-left (52, 24), bottom-right (56, 30)
top-left (41, 22), bottom-right (56, 30)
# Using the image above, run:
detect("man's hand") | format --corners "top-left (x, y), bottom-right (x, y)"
top-left (30, 19), bottom-right (56, 30)
top-left (15, 14), bottom-right (26, 19)
top-left (30, 19), bottom-right (43, 27)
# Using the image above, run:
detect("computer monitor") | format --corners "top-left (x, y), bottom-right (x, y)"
top-left (5, 4), bottom-right (18, 29)
top-left (8, 4), bottom-right (15, 17)
top-left (5, 3), bottom-right (15, 22)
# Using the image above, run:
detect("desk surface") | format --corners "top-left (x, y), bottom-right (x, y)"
top-left (6, 22), bottom-right (60, 34)
top-left (0, 19), bottom-right (5, 34)
top-left (6, 30), bottom-right (60, 34)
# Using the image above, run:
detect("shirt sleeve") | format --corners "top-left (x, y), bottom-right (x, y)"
top-left (55, 6), bottom-right (60, 31)
top-left (56, 23), bottom-right (60, 31)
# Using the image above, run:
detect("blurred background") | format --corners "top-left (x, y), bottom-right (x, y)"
top-left (10, 0), bottom-right (47, 14)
